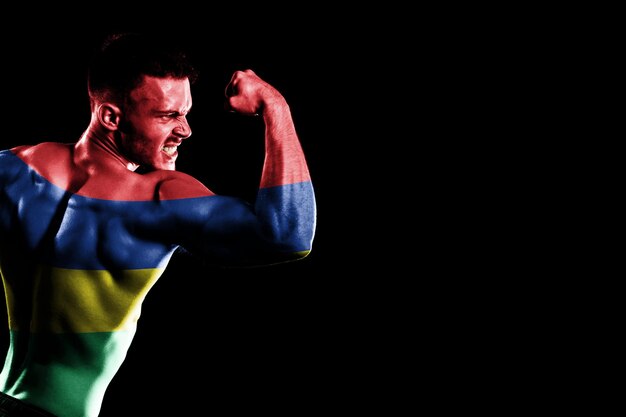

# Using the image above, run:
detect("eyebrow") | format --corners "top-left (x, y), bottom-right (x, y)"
top-left (152, 107), bottom-right (192, 116)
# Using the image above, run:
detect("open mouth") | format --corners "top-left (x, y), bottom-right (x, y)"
top-left (162, 145), bottom-right (178, 156)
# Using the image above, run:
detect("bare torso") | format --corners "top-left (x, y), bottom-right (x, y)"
top-left (1, 127), bottom-right (315, 416)
top-left (0, 142), bottom-right (211, 417)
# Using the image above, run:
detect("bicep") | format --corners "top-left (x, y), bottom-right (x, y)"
top-left (148, 173), bottom-right (315, 267)
top-left (158, 195), bottom-right (277, 266)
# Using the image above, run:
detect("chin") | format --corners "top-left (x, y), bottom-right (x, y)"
top-left (149, 157), bottom-right (177, 171)
top-left (159, 161), bottom-right (177, 171)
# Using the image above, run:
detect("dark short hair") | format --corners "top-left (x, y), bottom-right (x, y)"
top-left (88, 32), bottom-right (198, 107)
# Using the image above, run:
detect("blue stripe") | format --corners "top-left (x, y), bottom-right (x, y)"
top-left (256, 182), bottom-right (316, 252)
top-left (1, 151), bottom-right (175, 269)
top-left (1, 150), bottom-right (315, 269)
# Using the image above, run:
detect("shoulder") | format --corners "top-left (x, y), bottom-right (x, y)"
top-left (148, 170), bottom-right (215, 200)
top-left (0, 143), bottom-right (73, 189)
top-left (11, 142), bottom-right (72, 171)
top-left (12, 142), bottom-right (72, 159)
top-left (0, 148), bottom-right (23, 177)
top-left (4, 142), bottom-right (72, 181)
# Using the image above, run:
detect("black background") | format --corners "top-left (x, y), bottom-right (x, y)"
top-left (0, 22), bottom-right (364, 416)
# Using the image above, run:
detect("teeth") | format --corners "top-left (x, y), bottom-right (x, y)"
top-left (162, 146), bottom-right (177, 156)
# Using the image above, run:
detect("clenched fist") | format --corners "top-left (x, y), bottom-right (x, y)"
top-left (225, 69), bottom-right (285, 116)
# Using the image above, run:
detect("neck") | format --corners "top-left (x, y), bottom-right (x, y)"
top-left (75, 120), bottom-right (139, 172)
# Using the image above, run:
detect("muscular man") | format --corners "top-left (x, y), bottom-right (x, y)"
top-left (0, 33), bottom-right (316, 417)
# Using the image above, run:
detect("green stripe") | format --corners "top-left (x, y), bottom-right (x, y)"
top-left (1, 329), bottom-right (135, 417)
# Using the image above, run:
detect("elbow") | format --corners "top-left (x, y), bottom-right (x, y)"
top-left (278, 230), bottom-right (315, 255)
top-left (280, 243), bottom-right (313, 263)
top-left (256, 182), bottom-right (317, 261)
top-left (264, 220), bottom-right (315, 259)
top-left (287, 235), bottom-right (314, 258)
top-left (289, 248), bottom-right (312, 261)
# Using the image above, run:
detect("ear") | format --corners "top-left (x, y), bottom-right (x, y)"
top-left (96, 103), bottom-right (123, 131)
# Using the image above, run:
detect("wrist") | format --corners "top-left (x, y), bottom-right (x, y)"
top-left (261, 95), bottom-right (289, 118)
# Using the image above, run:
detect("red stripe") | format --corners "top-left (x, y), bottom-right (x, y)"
top-left (13, 144), bottom-right (213, 201)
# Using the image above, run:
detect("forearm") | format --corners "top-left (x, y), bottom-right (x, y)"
top-left (255, 99), bottom-right (316, 255)
top-left (221, 69), bottom-right (316, 260)
top-left (260, 98), bottom-right (310, 188)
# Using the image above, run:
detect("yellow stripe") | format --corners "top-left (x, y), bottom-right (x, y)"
top-left (28, 266), bottom-right (164, 333)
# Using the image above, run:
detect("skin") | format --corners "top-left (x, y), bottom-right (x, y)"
top-left (0, 70), bottom-right (315, 417)
top-left (117, 75), bottom-right (193, 171)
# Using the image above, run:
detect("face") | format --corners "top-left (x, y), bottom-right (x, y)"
top-left (119, 75), bottom-right (193, 171)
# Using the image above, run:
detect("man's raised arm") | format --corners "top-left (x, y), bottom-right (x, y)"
top-left (225, 69), bottom-right (316, 262)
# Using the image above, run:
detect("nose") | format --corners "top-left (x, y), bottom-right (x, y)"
top-left (173, 116), bottom-right (192, 139)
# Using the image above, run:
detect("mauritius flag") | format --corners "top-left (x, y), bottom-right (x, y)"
top-left (0, 145), bottom-right (315, 417)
